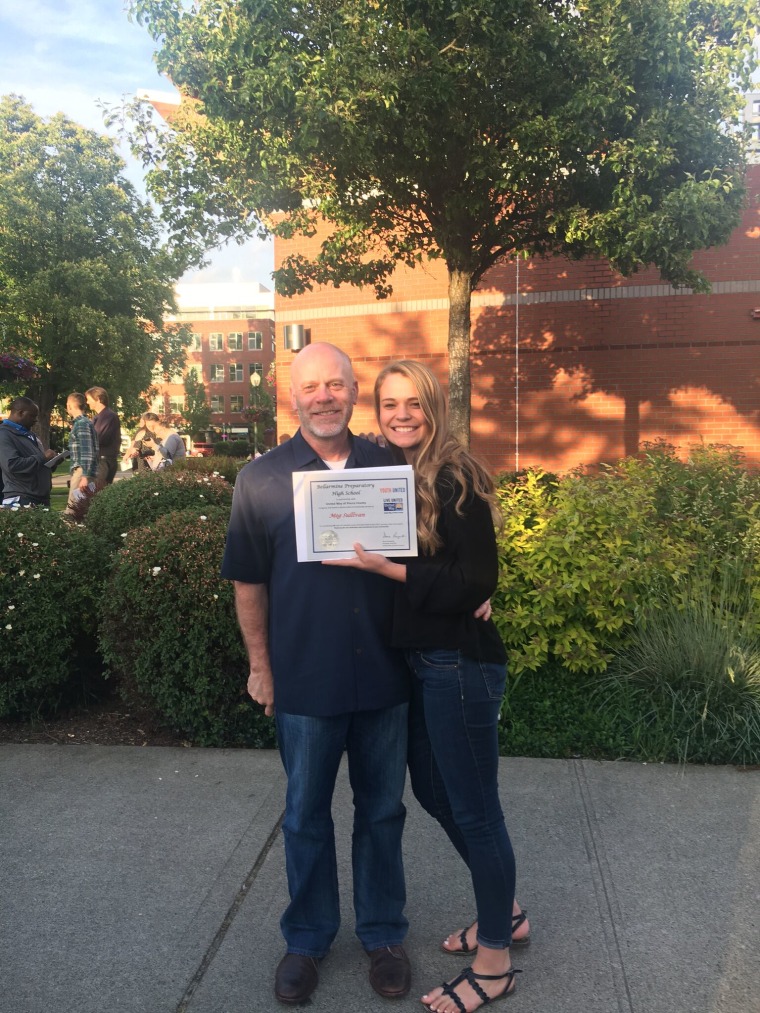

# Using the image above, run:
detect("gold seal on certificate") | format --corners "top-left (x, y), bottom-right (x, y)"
top-left (293, 465), bottom-right (418, 561)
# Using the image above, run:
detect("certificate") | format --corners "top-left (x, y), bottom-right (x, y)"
top-left (293, 465), bottom-right (418, 561)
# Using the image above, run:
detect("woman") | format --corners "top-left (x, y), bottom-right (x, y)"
top-left (327, 361), bottom-right (528, 1012)
top-left (122, 412), bottom-right (159, 472)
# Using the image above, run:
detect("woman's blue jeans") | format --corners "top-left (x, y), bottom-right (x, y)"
top-left (406, 649), bottom-right (516, 949)
top-left (275, 703), bottom-right (409, 957)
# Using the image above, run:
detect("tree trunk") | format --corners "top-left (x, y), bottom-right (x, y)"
top-left (447, 268), bottom-right (473, 446)
top-left (27, 381), bottom-right (56, 448)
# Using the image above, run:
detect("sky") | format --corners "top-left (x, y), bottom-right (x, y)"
top-left (0, 0), bottom-right (274, 288)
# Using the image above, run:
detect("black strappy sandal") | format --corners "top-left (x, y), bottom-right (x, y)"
top-left (422, 965), bottom-right (521, 1012)
top-left (441, 910), bottom-right (531, 956)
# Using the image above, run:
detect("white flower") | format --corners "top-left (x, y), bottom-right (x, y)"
top-left (5, 624), bottom-right (11, 630)
top-left (199, 494), bottom-right (205, 499)
top-left (152, 566), bottom-right (161, 576)
top-left (16, 532), bottom-right (23, 538)
top-left (7, 605), bottom-right (15, 611)
top-left (18, 570), bottom-right (25, 577)
top-left (120, 533), bottom-right (128, 538)
top-left (213, 594), bottom-right (218, 600)
top-left (199, 515), bottom-right (207, 521)
top-left (32, 542), bottom-right (39, 547)
top-left (33, 573), bottom-right (41, 580)
top-left (153, 492), bottom-right (159, 497)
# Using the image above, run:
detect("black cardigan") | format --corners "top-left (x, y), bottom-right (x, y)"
top-left (392, 471), bottom-right (507, 664)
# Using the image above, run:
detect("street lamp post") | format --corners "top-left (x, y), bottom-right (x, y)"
top-left (250, 371), bottom-right (262, 453)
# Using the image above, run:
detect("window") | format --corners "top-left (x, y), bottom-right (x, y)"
top-left (230, 395), bottom-right (244, 412)
top-left (754, 99), bottom-right (760, 115)
top-left (248, 330), bottom-right (263, 350)
top-left (190, 334), bottom-right (202, 352)
top-left (228, 332), bottom-right (243, 351)
top-left (169, 396), bottom-right (185, 415)
top-left (271, 335), bottom-right (276, 354)
top-left (210, 364), bottom-right (225, 383)
top-left (209, 332), bottom-right (224, 351)
top-left (249, 362), bottom-right (264, 380)
top-left (229, 363), bottom-right (243, 382)
top-left (210, 395), bottom-right (224, 413)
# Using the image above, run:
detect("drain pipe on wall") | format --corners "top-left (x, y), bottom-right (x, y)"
top-left (514, 257), bottom-right (520, 474)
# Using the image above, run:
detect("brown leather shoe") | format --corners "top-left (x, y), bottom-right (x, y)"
top-left (367, 945), bottom-right (411, 998)
top-left (274, 952), bottom-right (319, 1005)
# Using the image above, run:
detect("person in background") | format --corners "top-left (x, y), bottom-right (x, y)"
top-left (0, 397), bottom-right (58, 508)
top-left (63, 393), bottom-right (99, 517)
top-left (85, 386), bottom-right (121, 487)
top-left (122, 412), bottom-right (159, 472)
top-left (326, 360), bottom-right (528, 1013)
top-left (141, 416), bottom-right (186, 469)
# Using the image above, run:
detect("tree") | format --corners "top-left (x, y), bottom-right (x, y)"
top-left (183, 366), bottom-right (212, 437)
top-left (0, 95), bottom-right (191, 443)
top-left (126, 0), bottom-right (759, 441)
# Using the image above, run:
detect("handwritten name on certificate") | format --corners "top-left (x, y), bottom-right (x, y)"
top-left (293, 465), bottom-right (418, 561)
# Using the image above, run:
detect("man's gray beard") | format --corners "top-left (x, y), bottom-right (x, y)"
top-left (297, 407), bottom-right (353, 440)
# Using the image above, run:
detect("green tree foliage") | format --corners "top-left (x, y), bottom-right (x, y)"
top-left (125, 0), bottom-right (758, 440)
top-left (183, 366), bottom-right (212, 437)
top-left (0, 95), bottom-right (191, 442)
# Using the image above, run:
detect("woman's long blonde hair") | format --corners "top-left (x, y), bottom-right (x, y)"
top-left (373, 361), bottom-right (501, 554)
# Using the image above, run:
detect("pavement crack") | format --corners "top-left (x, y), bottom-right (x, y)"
top-left (572, 761), bottom-right (636, 1013)
top-left (175, 809), bottom-right (285, 1013)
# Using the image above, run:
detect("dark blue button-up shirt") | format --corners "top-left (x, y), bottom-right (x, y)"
top-left (221, 429), bottom-right (410, 716)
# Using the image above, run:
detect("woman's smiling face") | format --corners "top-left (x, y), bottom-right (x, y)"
top-left (377, 372), bottom-right (431, 462)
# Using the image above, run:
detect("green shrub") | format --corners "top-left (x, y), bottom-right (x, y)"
top-left (634, 441), bottom-right (760, 551)
top-left (173, 455), bottom-right (241, 485)
top-left (498, 662), bottom-right (632, 759)
top-left (86, 469), bottom-right (234, 553)
top-left (0, 508), bottom-right (105, 717)
top-left (494, 467), bottom-right (692, 675)
top-left (98, 506), bottom-right (275, 747)
top-left (213, 439), bottom-right (250, 458)
top-left (599, 556), bottom-right (760, 765)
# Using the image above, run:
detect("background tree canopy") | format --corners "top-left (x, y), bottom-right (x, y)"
top-left (126, 0), bottom-right (758, 440)
top-left (0, 95), bottom-right (191, 442)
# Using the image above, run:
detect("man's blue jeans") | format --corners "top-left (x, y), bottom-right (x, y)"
top-left (275, 704), bottom-right (409, 957)
top-left (406, 649), bottom-right (516, 950)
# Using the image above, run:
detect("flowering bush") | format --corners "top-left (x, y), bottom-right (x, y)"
top-left (85, 468), bottom-right (234, 553)
top-left (0, 508), bottom-right (104, 717)
top-left (98, 506), bottom-right (275, 747)
top-left (0, 352), bottom-right (39, 386)
top-left (173, 455), bottom-right (242, 485)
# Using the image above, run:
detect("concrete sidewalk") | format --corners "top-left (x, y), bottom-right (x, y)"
top-left (1, 748), bottom-right (758, 1013)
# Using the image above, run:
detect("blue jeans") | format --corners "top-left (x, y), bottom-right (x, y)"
top-left (406, 649), bottom-right (515, 950)
top-left (275, 704), bottom-right (409, 956)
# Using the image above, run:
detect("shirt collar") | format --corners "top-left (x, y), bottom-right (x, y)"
top-left (291, 428), bottom-right (356, 470)
top-left (2, 419), bottom-right (35, 438)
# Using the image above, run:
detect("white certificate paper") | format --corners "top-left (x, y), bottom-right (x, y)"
top-left (293, 465), bottom-right (418, 561)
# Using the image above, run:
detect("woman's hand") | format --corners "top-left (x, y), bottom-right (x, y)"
top-left (474, 598), bottom-right (492, 621)
top-left (323, 544), bottom-right (406, 582)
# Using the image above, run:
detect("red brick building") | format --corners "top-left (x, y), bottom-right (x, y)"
top-left (159, 282), bottom-right (275, 435)
top-left (274, 164), bottom-right (760, 473)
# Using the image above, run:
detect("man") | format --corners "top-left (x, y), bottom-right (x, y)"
top-left (63, 393), bottom-right (99, 516)
top-left (0, 397), bottom-right (58, 507)
top-left (85, 387), bottom-right (121, 486)
top-left (221, 343), bottom-right (411, 1005)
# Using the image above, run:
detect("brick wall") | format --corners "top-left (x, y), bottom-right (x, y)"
top-left (274, 165), bottom-right (760, 472)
